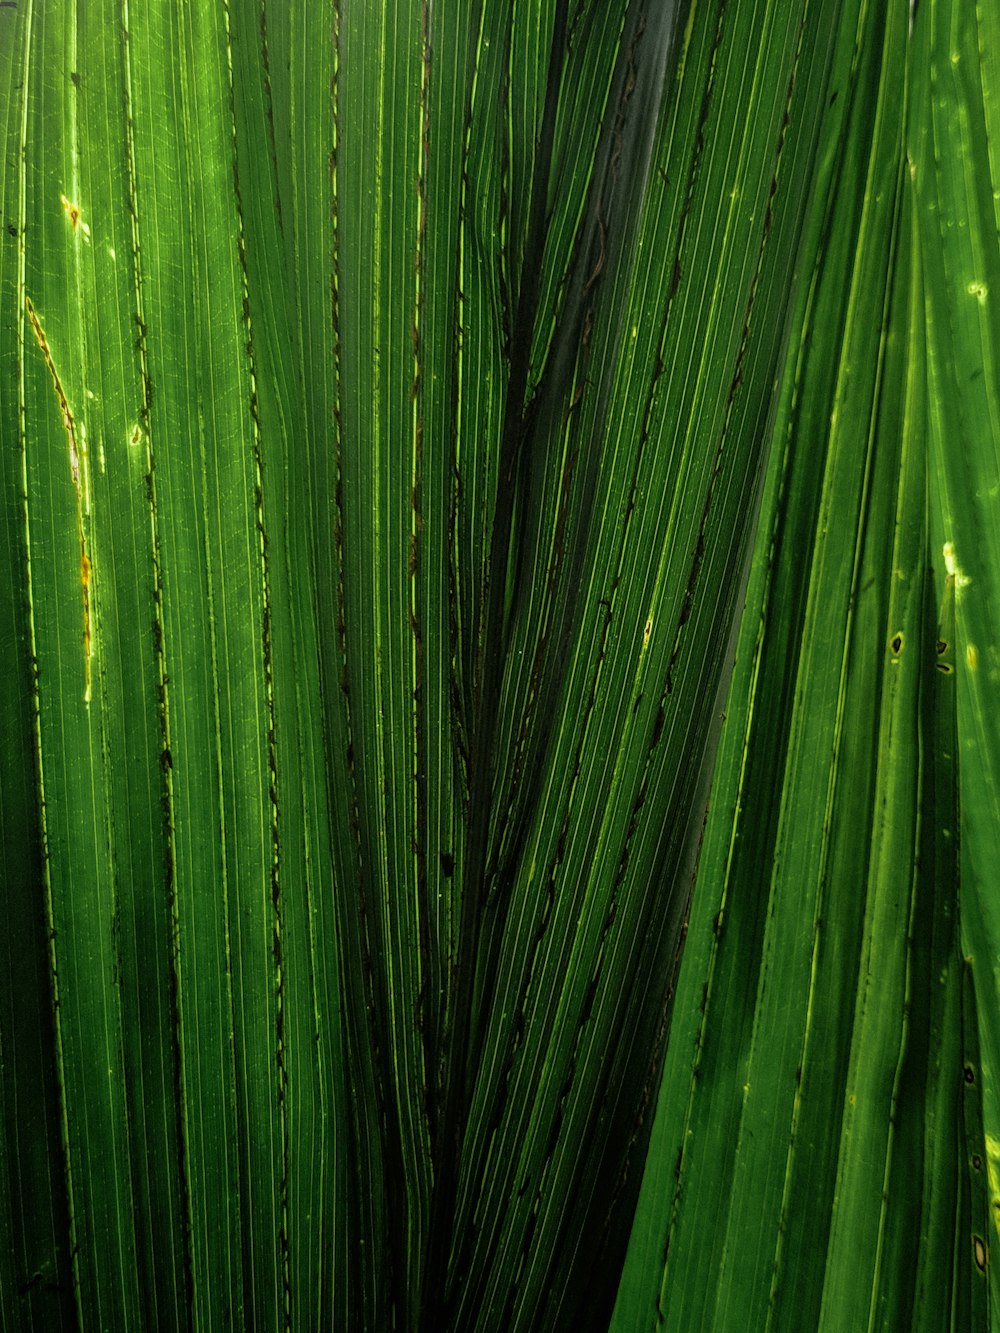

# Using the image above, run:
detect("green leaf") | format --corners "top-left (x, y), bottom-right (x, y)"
top-left (613, 0), bottom-right (997, 1327)
top-left (911, 3), bottom-right (1000, 1319)
top-left (1, 0), bottom-right (996, 1330)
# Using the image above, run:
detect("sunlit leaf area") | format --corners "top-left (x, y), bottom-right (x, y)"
top-left (1, 0), bottom-right (997, 1328)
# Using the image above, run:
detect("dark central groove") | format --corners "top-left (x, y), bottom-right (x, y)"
top-left (419, 4), bottom-right (571, 1326)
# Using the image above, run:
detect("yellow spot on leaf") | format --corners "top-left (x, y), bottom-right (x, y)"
top-left (967, 280), bottom-right (988, 305)
top-left (974, 1236), bottom-right (987, 1272)
top-left (943, 540), bottom-right (971, 590)
top-left (967, 643), bottom-right (979, 670)
top-left (60, 193), bottom-right (82, 230)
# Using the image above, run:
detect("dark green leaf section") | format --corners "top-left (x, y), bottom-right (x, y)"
top-left (447, 0), bottom-right (861, 1325)
top-left (613, 0), bottom-right (997, 1327)
top-left (0, 6), bottom-right (75, 1330)
top-left (319, 0), bottom-right (847, 1324)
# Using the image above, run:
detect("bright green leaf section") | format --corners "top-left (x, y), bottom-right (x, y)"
top-left (911, 5), bottom-right (1000, 1320)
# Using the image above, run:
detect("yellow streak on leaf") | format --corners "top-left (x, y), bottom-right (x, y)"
top-left (25, 295), bottom-right (93, 702)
